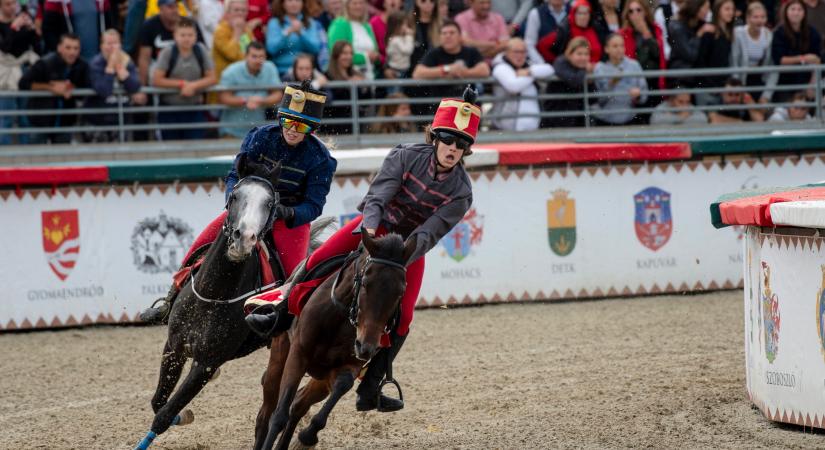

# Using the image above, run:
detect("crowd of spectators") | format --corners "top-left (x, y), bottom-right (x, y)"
top-left (1, 0), bottom-right (824, 145)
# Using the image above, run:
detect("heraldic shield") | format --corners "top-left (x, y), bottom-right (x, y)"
top-left (441, 208), bottom-right (484, 262)
top-left (634, 187), bottom-right (672, 251)
top-left (547, 189), bottom-right (576, 256)
top-left (42, 210), bottom-right (80, 281)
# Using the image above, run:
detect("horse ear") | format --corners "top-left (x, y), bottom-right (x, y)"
top-left (361, 229), bottom-right (379, 255)
top-left (402, 236), bottom-right (417, 265)
top-left (236, 153), bottom-right (250, 178)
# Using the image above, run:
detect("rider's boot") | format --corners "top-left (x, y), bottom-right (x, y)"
top-left (355, 332), bottom-right (407, 412)
top-left (245, 258), bottom-right (308, 338)
top-left (139, 283), bottom-right (179, 324)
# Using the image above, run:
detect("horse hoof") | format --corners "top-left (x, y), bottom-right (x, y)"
top-left (209, 367), bottom-right (221, 382)
top-left (176, 409), bottom-right (195, 426)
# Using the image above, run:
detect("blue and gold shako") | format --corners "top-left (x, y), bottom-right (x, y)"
top-left (278, 80), bottom-right (327, 128)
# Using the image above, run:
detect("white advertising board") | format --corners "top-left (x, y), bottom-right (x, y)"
top-left (744, 226), bottom-right (825, 428)
top-left (1, 155), bottom-right (824, 330)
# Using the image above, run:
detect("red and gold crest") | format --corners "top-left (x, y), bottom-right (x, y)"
top-left (42, 210), bottom-right (80, 281)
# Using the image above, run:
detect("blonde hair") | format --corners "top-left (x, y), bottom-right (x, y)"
top-left (344, 0), bottom-right (369, 22)
top-left (564, 36), bottom-right (591, 58)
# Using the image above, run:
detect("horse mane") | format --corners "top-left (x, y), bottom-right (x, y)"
top-left (370, 233), bottom-right (406, 264)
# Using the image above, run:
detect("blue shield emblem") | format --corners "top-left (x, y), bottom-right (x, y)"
top-left (634, 187), bottom-right (672, 251)
top-left (440, 208), bottom-right (483, 262)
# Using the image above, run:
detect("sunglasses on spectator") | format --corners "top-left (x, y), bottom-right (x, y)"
top-left (434, 131), bottom-right (471, 152)
top-left (280, 117), bottom-right (315, 134)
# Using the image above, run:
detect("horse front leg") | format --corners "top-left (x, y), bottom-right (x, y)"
top-left (295, 369), bottom-right (357, 448)
top-left (135, 359), bottom-right (215, 450)
top-left (274, 378), bottom-right (331, 450)
top-left (262, 345), bottom-right (308, 450)
top-left (151, 340), bottom-right (186, 413)
top-left (254, 335), bottom-right (290, 450)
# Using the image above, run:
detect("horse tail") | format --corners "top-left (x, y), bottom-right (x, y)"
top-left (308, 216), bottom-right (337, 255)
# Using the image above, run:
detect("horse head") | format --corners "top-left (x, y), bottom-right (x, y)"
top-left (351, 231), bottom-right (416, 361)
top-left (225, 153), bottom-right (281, 262)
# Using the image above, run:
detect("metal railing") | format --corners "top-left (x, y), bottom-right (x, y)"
top-left (1, 64), bottom-right (824, 150)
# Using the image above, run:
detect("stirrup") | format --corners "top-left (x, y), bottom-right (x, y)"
top-left (139, 297), bottom-right (170, 324)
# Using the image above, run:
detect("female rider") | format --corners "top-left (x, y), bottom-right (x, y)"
top-left (140, 80), bottom-right (337, 323)
top-left (245, 86), bottom-right (480, 413)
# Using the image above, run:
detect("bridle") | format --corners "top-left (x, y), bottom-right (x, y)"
top-left (330, 247), bottom-right (407, 333)
top-left (191, 175), bottom-right (281, 305)
top-left (221, 175), bottom-right (278, 247)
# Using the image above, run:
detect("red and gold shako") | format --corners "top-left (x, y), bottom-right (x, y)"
top-left (278, 81), bottom-right (327, 128)
top-left (431, 89), bottom-right (482, 146)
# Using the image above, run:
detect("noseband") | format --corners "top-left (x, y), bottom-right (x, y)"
top-left (222, 175), bottom-right (278, 245)
top-left (331, 248), bottom-right (407, 333)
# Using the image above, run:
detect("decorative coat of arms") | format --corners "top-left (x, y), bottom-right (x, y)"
top-left (761, 261), bottom-right (780, 363)
top-left (440, 208), bottom-right (484, 262)
top-left (42, 210), bottom-right (80, 281)
top-left (547, 189), bottom-right (576, 256)
top-left (130, 212), bottom-right (194, 274)
top-left (634, 187), bottom-right (673, 251)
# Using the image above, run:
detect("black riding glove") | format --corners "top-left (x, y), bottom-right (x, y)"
top-left (275, 204), bottom-right (295, 222)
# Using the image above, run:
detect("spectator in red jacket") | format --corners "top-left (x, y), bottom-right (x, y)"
top-left (619, 0), bottom-right (666, 90)
top-left (247, 0), bottom-right (271, 41)
top-left (537, 0), bottom-right (602, 63)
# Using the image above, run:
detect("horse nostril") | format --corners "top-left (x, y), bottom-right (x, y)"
top-left (232, 229), bottom-right (241, 240)
top-left (250, 232), bottom-right (256, 241)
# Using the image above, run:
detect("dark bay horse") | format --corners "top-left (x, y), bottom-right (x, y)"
top-left (254, 231), bottom-right (416, 450)
top-left (134, 156), bottom-right (331, 450)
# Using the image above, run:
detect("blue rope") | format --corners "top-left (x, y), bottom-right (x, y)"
top-left (134, 431), bottom-right (156, 450)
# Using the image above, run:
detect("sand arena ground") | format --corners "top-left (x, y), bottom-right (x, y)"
top-left (2, 290), bottom-right (824, 449)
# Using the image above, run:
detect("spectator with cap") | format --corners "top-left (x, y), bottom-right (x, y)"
top-left (523, 0), bottom-right (569, 64)
top-left (86, 29), bottom-right (146, 142)
top-left (490, 37), bottom-right (554, 131)
top-left (454, 0), bottom-right (509, 62)
top-left (0, 0), bottom-right (39, 145)
top-left (18, 33), bottom-right (90, 144)
top-left (152, 17), bottom-right (216, 140)
top-left (218, 41), bottom-right (283, 138)
top-left (137, 0), bottom-right (206, 85)
top-left (411, 19), bottom-right (489, 116)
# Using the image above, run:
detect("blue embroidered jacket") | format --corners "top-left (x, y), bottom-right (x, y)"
top-left (225, 124), bottom-right (337, 227)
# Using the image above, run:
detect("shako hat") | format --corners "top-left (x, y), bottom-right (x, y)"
top-left (431, 85), bottom-right (482, 146)
top-left (278, 80), bottom-right (327, 127)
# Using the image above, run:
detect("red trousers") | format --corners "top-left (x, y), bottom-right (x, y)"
top-left (307, 215), bottom-right (424, 336)
top-left (183, 211), bottom-right (310, 277)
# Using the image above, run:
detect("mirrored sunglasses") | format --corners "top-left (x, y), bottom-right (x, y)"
top-left (435, 131), bottom-right (471, 152)
top-left (279, 117), bottom-right (315, 134)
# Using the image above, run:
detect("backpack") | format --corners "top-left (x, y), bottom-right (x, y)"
top-left (165, 44), bottom-right (205, 78)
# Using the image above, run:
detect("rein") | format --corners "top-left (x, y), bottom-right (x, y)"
top-left (190, 272), bottom-right (280, 304)
top-left (330, 248), bottom-right (406, 332)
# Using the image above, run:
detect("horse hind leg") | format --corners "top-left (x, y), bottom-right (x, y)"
top-left (295, 370), bottom-right (356, 448)
top-left (274, 378), bottom-right (330, 450)
top-left (151, 340), bottom-right (187, 413)
top-left (254, 335), bottom-right (290, 450)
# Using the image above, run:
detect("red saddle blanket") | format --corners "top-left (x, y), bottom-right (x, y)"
top-left (171, 242), bottom-right (276, 291)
